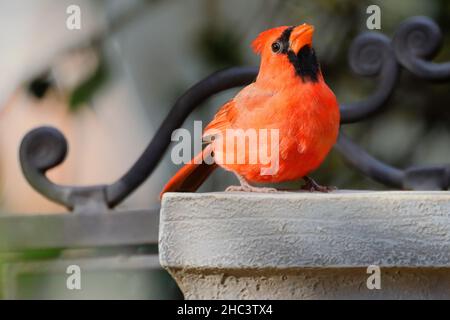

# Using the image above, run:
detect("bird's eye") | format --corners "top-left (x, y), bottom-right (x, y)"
top-left (271, 41), bottom-right (282, 53)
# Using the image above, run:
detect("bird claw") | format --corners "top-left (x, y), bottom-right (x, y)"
top-left (225, 185), bottom-right (245, 192)
top-left (302, 185), bottom-right (336, 193)
top-left (301, 177), bottom-right (336, 193)
top-left (225, 185), bottom-right (278, 193)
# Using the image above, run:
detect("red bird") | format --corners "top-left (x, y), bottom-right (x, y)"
top-left (161, 24), bottom-right (340, 197)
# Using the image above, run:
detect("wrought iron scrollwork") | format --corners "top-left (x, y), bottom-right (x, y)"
top-left (20, 127), bottom-right (109, 213)
top-left (392, 16), bottom-right (450, 80)
top-left (338, 16), bottom-right (450, 190)
top-left (340, 32), bottom-right (399, 123)
top-left (19, 16), bottom-right (450, 211)
top-left (20, 67), bottom-right (258, 210)
top-left (335, 132), bottom-right (450, 190)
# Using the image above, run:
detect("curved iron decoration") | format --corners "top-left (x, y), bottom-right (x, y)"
top-left (340, 32), bottom-right (399, 123)
top-left (19, 16), bottom-right (450, 211)
top-left (20, 67), bottom-right (258, 210)
top-left (20, 127), bottom-right (109, 212)
top-left (392, 16), bottom-right (450, 81)
top-left (335, 132), bottom-right (450, 190)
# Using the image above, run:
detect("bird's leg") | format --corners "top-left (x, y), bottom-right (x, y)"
top-left (226, 173), bottom-right (278, 193)
top-left (301, 176), bottom-right (336, 192)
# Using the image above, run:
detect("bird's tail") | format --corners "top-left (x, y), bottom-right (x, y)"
top-left (160, 145), bottom-right (217, 199)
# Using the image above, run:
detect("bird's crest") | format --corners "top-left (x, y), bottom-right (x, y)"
top-left (251, 26), bottom-right (290, 55)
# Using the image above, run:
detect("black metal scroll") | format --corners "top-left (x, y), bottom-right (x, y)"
top-left (338, 16), bottom-right (450, 189)
top-left (19, 16), bottom-right (450, 211)
top-left (393, 16), bottom-right (450, 81)
top-left (20, 68), bottom-right (258, 210)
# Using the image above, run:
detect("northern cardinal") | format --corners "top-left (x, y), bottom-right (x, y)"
top-left (161, 24), bottom-right (340, 197)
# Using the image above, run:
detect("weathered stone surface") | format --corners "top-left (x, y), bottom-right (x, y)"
top-left (159, 191), bottom-right (450, 299)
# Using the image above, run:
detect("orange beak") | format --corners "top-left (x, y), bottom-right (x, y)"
top-left (290, 23), bottom-right (314, 54)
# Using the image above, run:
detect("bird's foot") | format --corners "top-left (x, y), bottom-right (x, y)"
top-left (225, 185), bottom-right (278, 193)
top-left (301, 176), bottom-right (336, 193)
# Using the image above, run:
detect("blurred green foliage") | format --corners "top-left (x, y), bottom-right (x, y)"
top-left (69, 56), bottom-right (109, 111)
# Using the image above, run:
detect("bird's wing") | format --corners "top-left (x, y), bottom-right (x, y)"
top-left (203, 99), bottom-right (238, 141)
top-left (203, 84), bottom-right (275, 141)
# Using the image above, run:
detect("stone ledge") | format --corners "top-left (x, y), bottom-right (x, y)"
top-left (167, 267), bottom-right (450, 299)
top-left (159, 191), bottom-right (450, 299)
top-left (160, 191), bottom-right (450, 268)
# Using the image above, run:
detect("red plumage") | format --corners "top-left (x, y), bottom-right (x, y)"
top-left (161, 24), bottom-right (340, 197)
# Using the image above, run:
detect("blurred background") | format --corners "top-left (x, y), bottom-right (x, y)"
top-left (0, 0), bottom-right (449, 299)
